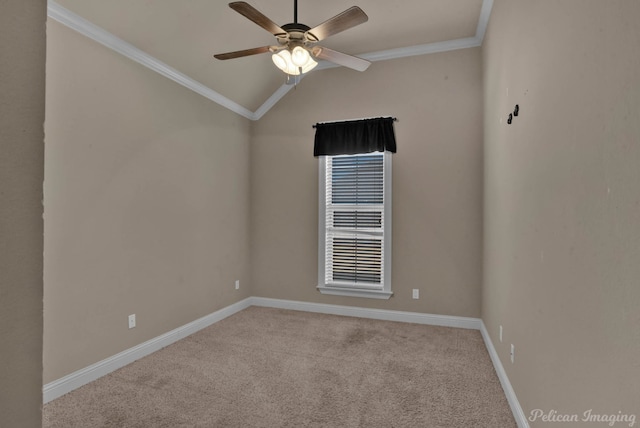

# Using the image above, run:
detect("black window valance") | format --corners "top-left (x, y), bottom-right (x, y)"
top-left (313, 117), bottom-right (397, 157)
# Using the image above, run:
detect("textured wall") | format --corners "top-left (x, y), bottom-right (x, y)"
top-left (0, 1), bottom-right (46, 427)
top-left (482, 0), bottom-right (640, 424)
top-left (251, 48), bottom-right (484, 317)
top-left (44, 21), bottom-right (252, 382)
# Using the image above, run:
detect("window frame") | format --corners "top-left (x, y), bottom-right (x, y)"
top-left (317, 151), bottom-right (393, 299)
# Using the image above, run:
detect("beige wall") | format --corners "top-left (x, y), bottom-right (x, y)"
top-left (44, 21), bottom-right (252, 382)
top-left (0, 1), bottom-right (46, 427)
top-left (482, 0), bottom-right (640, 424)
top-left (251, 48), bottom-right (484, 317)
top-left (42, 2), bottom-right (640, 422)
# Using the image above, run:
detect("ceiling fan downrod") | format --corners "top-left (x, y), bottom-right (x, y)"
top-left (294, 0), bottom-right (298, 24)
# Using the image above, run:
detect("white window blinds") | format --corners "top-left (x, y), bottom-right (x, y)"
top-left (324, 153), bottom-right (386, 288)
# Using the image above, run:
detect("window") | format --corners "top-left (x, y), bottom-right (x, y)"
top-left (317, 151), bottom-right (392, 299)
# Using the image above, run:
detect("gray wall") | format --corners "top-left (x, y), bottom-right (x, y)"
top-left (44, 21), bottom-right (252, 382)
top-left (251, 48), bottom-right (484, 317)
top-left (0, 1), bottom-right (46, 427)
top-left (482, 0), bottom-right (640, 423)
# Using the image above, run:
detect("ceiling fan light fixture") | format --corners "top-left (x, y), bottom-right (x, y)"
top-left (272, 48), bottom-right (317, 76)
top-left (216, 2), bottom-right (370, 76)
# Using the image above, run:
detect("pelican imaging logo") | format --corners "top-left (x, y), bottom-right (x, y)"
top-left (529, 409), bottom-right (636, 426)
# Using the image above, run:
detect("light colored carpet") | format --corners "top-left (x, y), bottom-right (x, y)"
top-left (43, 306), bottom-right (516, 427)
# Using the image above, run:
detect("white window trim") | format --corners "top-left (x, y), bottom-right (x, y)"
top-left (317, 151), bottom-right (393, 300)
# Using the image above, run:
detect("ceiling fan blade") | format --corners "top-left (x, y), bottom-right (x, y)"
top-left (229, 2), bottom-right (286, 36)
top-left (307, 6), bottom-right (368, 41)
top-left (312, 46), bottom-right (371, 72)
top-left (214, 46), bottom-right (272, 60)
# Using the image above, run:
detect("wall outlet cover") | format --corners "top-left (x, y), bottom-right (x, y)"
top-left (128, 314), bottom-right (136, 329)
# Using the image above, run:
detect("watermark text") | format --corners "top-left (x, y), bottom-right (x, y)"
top-left (529, 409), bottom-right (636, 427)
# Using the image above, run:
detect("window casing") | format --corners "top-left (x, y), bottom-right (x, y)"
top-left (317, 152), bottom-right (392, 299)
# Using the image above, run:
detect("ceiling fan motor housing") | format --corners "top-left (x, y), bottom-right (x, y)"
top-left (279, 23), bottom-right (318, 47)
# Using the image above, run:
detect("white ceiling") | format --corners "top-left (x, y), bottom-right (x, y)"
top-left (48, 0), bottom-right (492, 120)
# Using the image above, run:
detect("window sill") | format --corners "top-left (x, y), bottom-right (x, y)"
top-left (317, 285), bottom-right (393, 300)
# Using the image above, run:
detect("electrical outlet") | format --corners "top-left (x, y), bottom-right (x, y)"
top-left (412, 289), bottom-right (419, 299)
top-left (510, 344), bottom-right (515, 363)
top-left (128, 314), bottom-right (136, 329)
top-left (235, 280), bottom-right (240, 290)
top-left (499, 325), bottom-right (503, 342)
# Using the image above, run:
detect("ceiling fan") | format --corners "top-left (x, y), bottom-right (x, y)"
top-left (214, 1), bottom-right (371, 79)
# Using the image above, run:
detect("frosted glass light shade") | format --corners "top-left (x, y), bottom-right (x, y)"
top-left (291, 46), bottom-right (310, 67)
top-left (271, 51), bottom-right (289, 71)
top-left (272, 48), bottom-right (317, 76)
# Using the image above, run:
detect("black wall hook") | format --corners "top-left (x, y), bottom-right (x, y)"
top-left (514, 104), bottom-right (519, 117)
top-left (507, 113), bottom-right (513, 125)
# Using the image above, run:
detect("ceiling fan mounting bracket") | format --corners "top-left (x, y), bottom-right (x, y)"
top-left (282, 23), bottom-right (311, 33)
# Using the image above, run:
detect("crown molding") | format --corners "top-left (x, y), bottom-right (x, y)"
top-left (47, 1), bottom-right (255, 120)
top-left (253, 35), bottom-right (481, 118)
top-left (48, 0), bottom-right (493, 122)
top-left (310, 36), bottom-right (480, 75)
top-left (363, 37), bottom-right (481, 62)
top-left (252, 82), bottom-right (296, 121)
top-left (476, 0), bottom-right (495, 42)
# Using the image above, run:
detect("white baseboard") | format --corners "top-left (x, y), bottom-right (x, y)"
top-left (43, 298), bottom-right (252, 403)
top-left (249, 296), bottom-right (482, 330)
top-left (480, 321), bottom-right (529, 428)
top-left (44, 296), bottom-right (527, 428)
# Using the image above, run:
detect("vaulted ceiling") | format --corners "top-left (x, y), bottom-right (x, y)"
top-left (48, 0), bottom-right (492, 120)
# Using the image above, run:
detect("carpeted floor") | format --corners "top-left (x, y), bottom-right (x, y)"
top-left (43, 306), bottom-right (516, 427)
